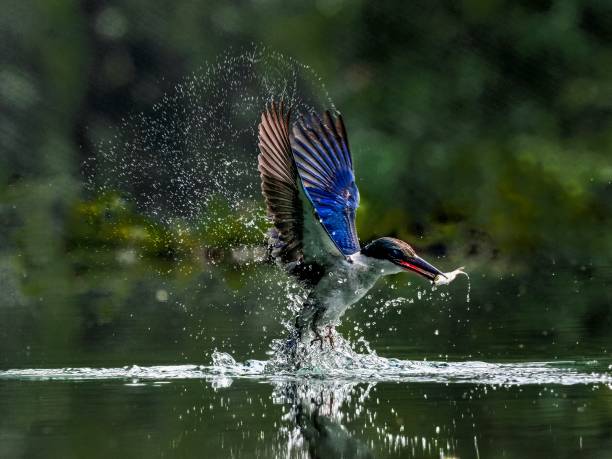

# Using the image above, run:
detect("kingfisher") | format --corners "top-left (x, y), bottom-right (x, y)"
top-left (258, 101), bottom-right (459, 348)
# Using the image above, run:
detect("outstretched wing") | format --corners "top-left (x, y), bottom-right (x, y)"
top-left (257, 102), bottom-right (343, 285)
top-left (291, 111), bottom-right (360, 255)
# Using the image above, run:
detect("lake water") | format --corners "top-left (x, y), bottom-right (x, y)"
top-left (1, 258), bottom-right (611, 458)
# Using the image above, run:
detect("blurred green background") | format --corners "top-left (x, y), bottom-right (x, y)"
top-left (1, 0), bottom-right (612, 368)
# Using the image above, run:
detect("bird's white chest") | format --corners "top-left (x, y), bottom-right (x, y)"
top-left (312, 254), bottom-right (393, 325)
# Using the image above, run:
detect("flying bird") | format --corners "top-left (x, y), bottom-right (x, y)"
top-left (257, 101), bottom-right (453, 348)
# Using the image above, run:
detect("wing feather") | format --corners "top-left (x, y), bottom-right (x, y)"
top-left (257, 101), bottom-right (343, 286)
top-left (291, 110), bottom-right (361, 255)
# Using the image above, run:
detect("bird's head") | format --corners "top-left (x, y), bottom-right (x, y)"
top-left (360, 237), bottom-right (446, 282)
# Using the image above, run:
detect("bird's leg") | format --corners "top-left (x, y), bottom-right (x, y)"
top-left (294, 316), bottom-right (305, 342)
top-left (309, 326), bottom-right (335, 349)
top-left (310, 327), bottom-right (324, 350)
top-left (324, 326), bottom-right (335, 349)
top-left (309, 308), bottom-right (325, 349)
top-left (295, 302), bottom-right (315, 346)
top-left (310, 333), bottom-right (324, 349)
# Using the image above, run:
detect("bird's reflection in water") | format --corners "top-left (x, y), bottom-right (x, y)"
top-left (272, 380), bottom-right (375, 459)
top-left (170, 374), bottom-right (458, 458)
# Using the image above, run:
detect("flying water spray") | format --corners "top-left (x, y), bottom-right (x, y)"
top-left (85, 47), bottom-right (334, 237)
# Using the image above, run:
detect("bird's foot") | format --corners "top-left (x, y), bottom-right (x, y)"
top-left (310, 332), bottom-right (324, 350)
top-left (310, 326), bottom-right (335, 350)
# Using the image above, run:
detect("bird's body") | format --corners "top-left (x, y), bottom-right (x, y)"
top-left (299, 252), bottom-right (400, 329)
top-left (257, 101), bottom-right (450, 345)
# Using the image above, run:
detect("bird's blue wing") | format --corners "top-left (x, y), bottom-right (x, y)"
top-left (259, 102), bottom-right (346, 285)
top-left (291, 111), bottom-right (360, 255)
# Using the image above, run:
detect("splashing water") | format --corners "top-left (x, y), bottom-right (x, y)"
top-left (2, 333), bottom-right (610, 386)
top-left (85, 46), bottom-right (333, 232)
top-left (0, 356), bottom-right (610, 386)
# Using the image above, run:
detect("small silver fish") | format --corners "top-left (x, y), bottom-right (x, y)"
top-left (433, 267), bottom-right (467, 286)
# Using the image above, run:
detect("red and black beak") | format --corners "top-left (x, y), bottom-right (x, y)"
top-left (397, 256), bottom-right (446, 281)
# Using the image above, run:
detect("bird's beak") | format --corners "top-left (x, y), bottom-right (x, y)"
top-left (397, 256), bottom-right (446, 281)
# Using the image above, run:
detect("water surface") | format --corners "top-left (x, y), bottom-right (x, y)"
top-left (1, 260), bottom-right (611, 458)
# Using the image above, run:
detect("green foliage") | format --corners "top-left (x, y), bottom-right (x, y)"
top-left (66, 193), bottom-right (188, 261)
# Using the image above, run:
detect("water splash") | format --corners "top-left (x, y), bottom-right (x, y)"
top-left (85, 46), bottom-right (333, 231)
top-left (2, 350), bottom-right (610, 386)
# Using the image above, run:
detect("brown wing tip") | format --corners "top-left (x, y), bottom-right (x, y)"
top-left (262, 98), bottom-right (292, 121)
top-left (259, 99), bottom-right (292, 143)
